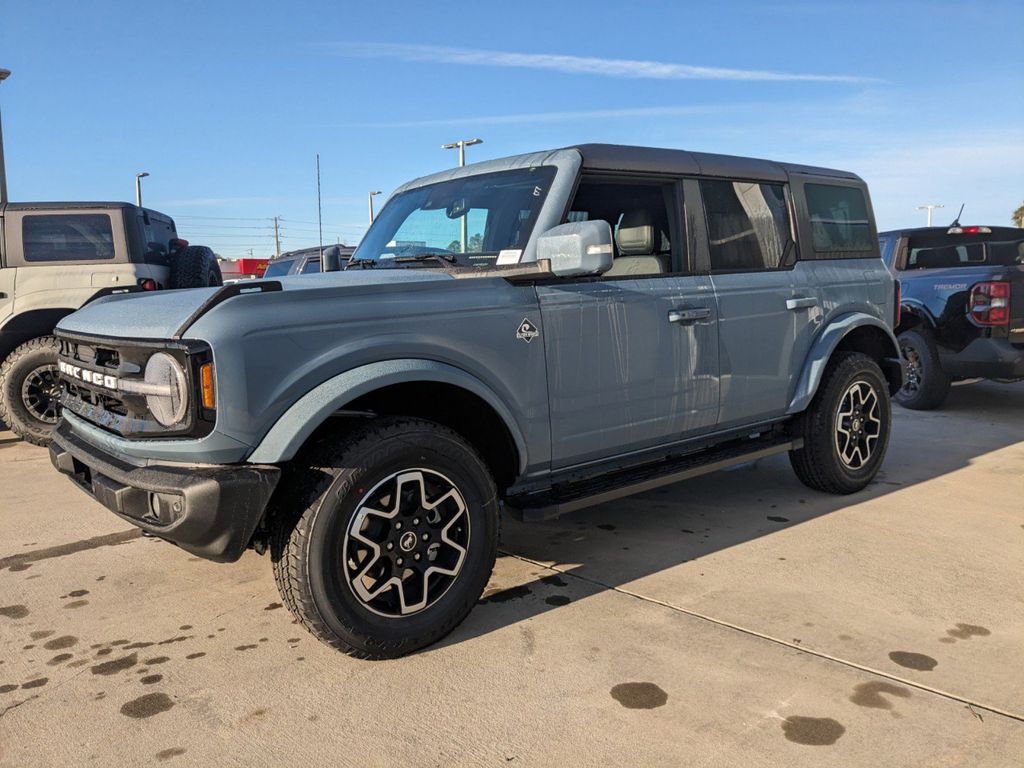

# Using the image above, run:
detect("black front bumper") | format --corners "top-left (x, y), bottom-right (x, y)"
top-left (940, 338), bottom-right (1024, 379)
top-left (49, 420), bottom-right (280, 562)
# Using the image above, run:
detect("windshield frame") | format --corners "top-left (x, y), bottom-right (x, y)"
top-left (351, 165), bottom-right (563, 270)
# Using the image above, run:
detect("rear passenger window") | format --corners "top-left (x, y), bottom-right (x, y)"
top-left (22, 214), bottom-right (115, 262)
top-left (701, 180), bottom-right (792, 271)
top-left (805, 184), bottom-right (873, 256)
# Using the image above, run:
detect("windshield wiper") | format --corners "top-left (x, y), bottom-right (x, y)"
top-left (393, 253), bottom-right (458, 265)
top-left (345, 258), bottom-right (376, 269)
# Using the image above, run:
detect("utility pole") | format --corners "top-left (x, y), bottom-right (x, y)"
top-left (367, 190), bottom-right (381, 225)
top-left (442, 138), bottom-right (482, 252)
top-left (273, 216), bottom-right (281, 257)
top-left (135, 172), bottom-right (149, 207)
top-left (918, 203), bottom-right (944, 227)
top-left (0, 68), bottom-right (12, 204)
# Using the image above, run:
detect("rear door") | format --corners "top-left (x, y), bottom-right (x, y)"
top-left (698, 178), bottom-right (817, 427)
top-left (538, 176), bottom-right (720, 469)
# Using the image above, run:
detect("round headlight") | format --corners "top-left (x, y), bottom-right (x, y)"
top-left (144, 352), bottom-right (188, 427)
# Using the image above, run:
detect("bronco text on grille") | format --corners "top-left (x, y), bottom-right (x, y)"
top-left (57, 335), bottom-right (215, 438)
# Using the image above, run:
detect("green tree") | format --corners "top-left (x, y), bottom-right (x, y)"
top-left (468, 233), bottom-right (483, 251)
top-left (1013, 202), bottom-right (1024, 228)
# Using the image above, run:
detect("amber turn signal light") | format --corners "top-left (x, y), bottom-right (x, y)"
top-left (200, 362), bottom-right (216, 409)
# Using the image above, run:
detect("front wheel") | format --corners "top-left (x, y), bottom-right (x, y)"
top-left (789, 352), bottom-right (892, 494)
top-left (270, 417), bottom-right (499, 659)
top-left (0, 336), bottom-right (62, 446)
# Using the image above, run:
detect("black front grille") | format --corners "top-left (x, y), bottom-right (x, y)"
top-left (57, 333), bottom-right (214, 439)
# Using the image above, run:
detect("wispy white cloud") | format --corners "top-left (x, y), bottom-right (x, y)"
top-left (344, 103), bottom-right (752, 129)
top-left (328, 42), bottom-right (877, 84)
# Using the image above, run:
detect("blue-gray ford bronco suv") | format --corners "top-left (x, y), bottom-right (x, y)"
top-left (49, 144), bottom-right (902, 659)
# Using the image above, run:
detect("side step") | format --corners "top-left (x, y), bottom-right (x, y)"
top-left (506, 433), bottom-right (802, 522)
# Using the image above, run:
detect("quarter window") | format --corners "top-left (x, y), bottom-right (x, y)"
top-left (701, 180), bottom-right (792, 271)
top-left (23, 214), bottom-right (115, 262)
top-left (805, 184), bottom-right (873, 256)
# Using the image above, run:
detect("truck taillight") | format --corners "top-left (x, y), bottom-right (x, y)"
top-left (138, 278), bottom-right (157, 291)
top-left (894, 280), bottom-right (901, 328)
top-left (968, 281), bottom-right (1010, 326)
top-left (169, 238), bottom-right (189, 251)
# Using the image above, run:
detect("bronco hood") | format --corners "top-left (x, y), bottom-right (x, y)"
top-left (56, 270), bottom-right (456, 340)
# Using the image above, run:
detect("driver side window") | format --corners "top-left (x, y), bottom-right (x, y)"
top-left (566, 179), bottom-right (679, 277)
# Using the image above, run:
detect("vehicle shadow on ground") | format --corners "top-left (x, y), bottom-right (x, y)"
top-left (443, 381), bottom-right (1023, 648)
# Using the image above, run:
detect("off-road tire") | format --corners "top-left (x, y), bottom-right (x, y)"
top-left (170, 245), bottom-right (223, 289)
top-left (0, 336), bottom-right (62, 446)
top-left (895, 329), bottom-right (950, 410)
top-left (270, 417), bottom-right (500, 659)
top-left (789, 352), bottom-right (892, 494)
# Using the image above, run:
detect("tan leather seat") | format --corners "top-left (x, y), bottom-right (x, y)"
top-left (605, 210), bottom-right (669, 276)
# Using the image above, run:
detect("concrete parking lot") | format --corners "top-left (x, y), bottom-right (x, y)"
top-left (1, 381), bottom-right (1021, 767)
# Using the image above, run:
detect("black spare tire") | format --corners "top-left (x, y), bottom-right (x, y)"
top-left (170, 245), bottom-right (223, 289)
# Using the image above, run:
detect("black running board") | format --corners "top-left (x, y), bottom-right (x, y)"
top-left (506, 434), bottom-right (802, 522)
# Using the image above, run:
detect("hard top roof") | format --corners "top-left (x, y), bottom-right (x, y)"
top-left (3, 201), bottom-right (140, 211)
top-left (569, 143), bottom-right (861, 182)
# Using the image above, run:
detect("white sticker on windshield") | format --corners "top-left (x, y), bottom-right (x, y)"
top-left (497, 249), bottom-right (522, 265)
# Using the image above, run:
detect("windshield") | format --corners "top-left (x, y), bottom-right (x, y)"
top-left (352, 167), bottom-right (557, 268)
top-left (262, 259), bottom-right (295, 277)
top-left (907, 235), bottom-right (1024, 268)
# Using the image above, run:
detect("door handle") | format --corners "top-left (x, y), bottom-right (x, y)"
top-left (668, 307), bottom-right (711, 324)
top-left (786, 296), bottom-right (818, 310)
top-left (0, 292), bottom-right (6, 299)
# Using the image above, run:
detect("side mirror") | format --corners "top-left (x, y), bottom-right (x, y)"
top-left (322, 245), bottom-right (342, 272)
top-left (536, 220), bottom-right (614, 277)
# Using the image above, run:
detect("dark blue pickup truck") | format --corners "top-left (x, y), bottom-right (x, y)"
top-left (881, 225), bottom-right (1024, 409)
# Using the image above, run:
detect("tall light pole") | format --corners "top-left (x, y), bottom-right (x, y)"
top-left (0, 68), bottom-right (11, 205)
top-left (918, 203), bottom-right (944, 227)
top-left (135, 171), bottom-right (150, 207)
top-left (367, 190), bottom-right (381, 225)
top-left (441, 138), bottom-right (482, 252)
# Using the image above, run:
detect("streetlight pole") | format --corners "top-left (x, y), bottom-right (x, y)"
top-left (442, 138), bottom-right (482, 252)
top-left (135, 171), bottom-right (150, 207)
top-left (0, 68), bottom-right (11, 205)
top-left (367, 190), bottom-right (381, 225)
top-left (918, 203), bottom-right (944, 227)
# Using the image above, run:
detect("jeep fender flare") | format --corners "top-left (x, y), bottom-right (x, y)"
top-left (787, 313), bottom-right (902, 415)
top-left (247, 359), bottom-right (528, 469)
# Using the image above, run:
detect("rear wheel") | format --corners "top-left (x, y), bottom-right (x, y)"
top-left (789, 352), bottom-right (892, 494)
top-left (895, 329), bottom-right (950, 410)
top-left (270, 417), bottom-right (499, 659)
top-left (0, 336), bottom-right (62, 446)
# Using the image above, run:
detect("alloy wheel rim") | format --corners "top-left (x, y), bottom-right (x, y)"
top-left (21, 364), bottom-right (61, 424)
top-left (834, 380), bottom-right (882, 470)
top-left (900, 342), bottom-right (922, 396)
top-left (341, 469), bottom-right (470, 618)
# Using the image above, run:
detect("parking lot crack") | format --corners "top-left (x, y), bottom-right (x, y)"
top-left (502, 550), bottom-right (1024, 724)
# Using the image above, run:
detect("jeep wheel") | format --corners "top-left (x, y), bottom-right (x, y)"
top-left (270, 417), bottom-right (499, 659)
top-left (789, 352), bottom-right (892, 494)
top-left (0, 336), bottom-right (62, 446)
top-left (895, 329), bottom-right (950, 410)
top-left (170, 245), bottom-right (223, 289)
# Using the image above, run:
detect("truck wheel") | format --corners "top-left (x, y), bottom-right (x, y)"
top-left (270, 417), bottom-right (499, 659)
top-left (170, 245), bottom-right (223, 289)
top-left (0, 336), bottom-right (62, 446)
top-left (789, 352), bottom-right (892, 495)
top-left (895, 329), bottom-right (950, 410)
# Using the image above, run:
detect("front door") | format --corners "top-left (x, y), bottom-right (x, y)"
top-left (537, 177), bottom-right (720, 469)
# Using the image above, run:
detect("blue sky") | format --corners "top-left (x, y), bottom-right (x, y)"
top-left (2, 0), bottom-right (1022, 258)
